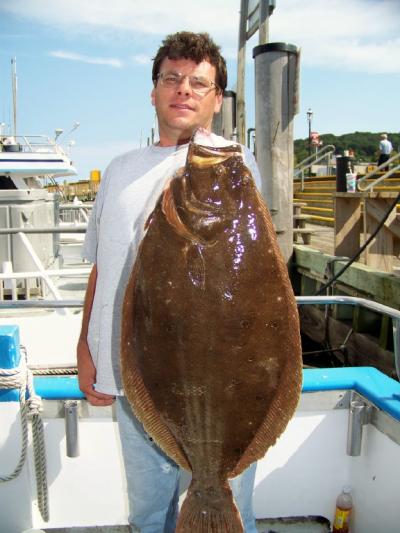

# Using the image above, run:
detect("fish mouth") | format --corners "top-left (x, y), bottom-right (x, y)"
top-left (189, 144), bottom-right (242, 168)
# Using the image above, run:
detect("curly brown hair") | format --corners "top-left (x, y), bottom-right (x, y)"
top-left (152, 31), bottom-right (227, 92)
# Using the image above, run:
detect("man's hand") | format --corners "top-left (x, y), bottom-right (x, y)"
top-left (77, 338), bottom-right (115, 406)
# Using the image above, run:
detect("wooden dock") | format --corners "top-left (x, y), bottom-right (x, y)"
top-left (293, 221), bottom-right (400, 378)
top-left (297, 222), bottom-right (400, 271)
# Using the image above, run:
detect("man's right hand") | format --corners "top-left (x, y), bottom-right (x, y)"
top-left (77, 338), bottom-right (115, 406)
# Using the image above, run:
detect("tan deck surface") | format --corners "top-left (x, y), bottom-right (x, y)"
top-left (301, 223), bottom-right (400, 270)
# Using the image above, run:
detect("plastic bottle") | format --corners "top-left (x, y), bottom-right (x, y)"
top-left (332, 485), bottom-right (353, 533)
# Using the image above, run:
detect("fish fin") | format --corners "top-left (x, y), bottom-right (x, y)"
top-left (230, 351), bottom-right (303, 478)
top-left (228, 185), bottom-right (303, 476)
top-left (176, 480), bottom-right (243, 533)
top-left (121, 261), bottom-right (191, 472)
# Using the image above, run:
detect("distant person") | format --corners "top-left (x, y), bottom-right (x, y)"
top-left (378, 133), bottom-right (393, 171)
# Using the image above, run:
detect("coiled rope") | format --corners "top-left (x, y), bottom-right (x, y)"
top-left (32, 366), bottom-right (77, 376)
top-left (0, 345), bottom-right (49, 522)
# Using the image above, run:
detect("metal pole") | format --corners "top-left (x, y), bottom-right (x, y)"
top-left (236, 0), bottom-right (248, 145)
top-left (307, 108), bottom-right (313, 159)
top-left (11, 58), bottom-right (17, 138)
top-left (307, 108), bottom-right (313, 177)
top-left (253, 42), bottom-right (300, 263)
top-left (259, 0), bottom-right (270, 44)
top-left (65, 401), bottom-right (80, 458)
top-left (0, 226), bottom-right (87, 235)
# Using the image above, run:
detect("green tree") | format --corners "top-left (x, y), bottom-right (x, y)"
top-left (294, 131), bottom-right (399, 164)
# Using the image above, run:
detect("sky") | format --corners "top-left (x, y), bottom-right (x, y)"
top-left (0, 0), bottom-right (399, 181)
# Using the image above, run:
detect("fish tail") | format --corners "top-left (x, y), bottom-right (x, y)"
top-left (176, 479), bottom-right (243, 532)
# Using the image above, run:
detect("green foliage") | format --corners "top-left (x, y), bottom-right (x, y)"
top-left (294, 131), bottom-right (400, 165)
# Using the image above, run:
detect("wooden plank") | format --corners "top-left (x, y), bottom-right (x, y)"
top-left (293, 228), bottom-right (315, 244)
top-left (293, 214), bottom-right (310, 229)
top-left (294, 245), bottom-right (400, 310)
top-left (300, 306), bottom-right (396, 378)
top-left (365, 198), bottom-right (400, 239)
top-left (334, 195), bottom-right (362, 257)
top-left (364, 198), bottom-right (396, 272)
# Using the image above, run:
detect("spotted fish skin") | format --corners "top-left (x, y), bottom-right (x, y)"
top-left (121, 141), bottom-right (302, 532)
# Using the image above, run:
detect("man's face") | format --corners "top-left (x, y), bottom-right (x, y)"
top-left (151, 57), bottom-right (223, 146)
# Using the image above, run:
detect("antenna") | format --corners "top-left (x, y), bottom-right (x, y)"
top-left (11, 57), bottom-right (17, 137)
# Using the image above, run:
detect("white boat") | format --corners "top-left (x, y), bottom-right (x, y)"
top-left (0, 134), bottom-right (77, 188)
top-left (0, 121), bottom-right (89, 303)
top-left (1, 295), bottom-right (399, 533)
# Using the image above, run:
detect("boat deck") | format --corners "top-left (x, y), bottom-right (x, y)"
top-left (299, 223), bottom-right (399, 266)
top-left (297, 222), bottom-right (400, 274)
top-left (42, 515), bottom-right (330, 532)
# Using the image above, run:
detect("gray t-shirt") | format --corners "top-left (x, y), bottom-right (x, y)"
top-left (82, 136), bottom-right (262, 395)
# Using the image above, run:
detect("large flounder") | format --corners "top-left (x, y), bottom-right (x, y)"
top-left (121, 137), bottom-right (302, 532)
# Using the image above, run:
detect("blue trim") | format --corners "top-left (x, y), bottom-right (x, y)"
top-left (1, 367), bottom-right (400, 422)
top-left (0, 325), bottom-right (20, 369)
top-left (0, 389), bottom-right (20, 401)
top-left (303, 367), bottom-right (400, 421)
top-left (33, 376), bottom-right (85, 400)
top-left (0, 158), bottom-right (65, 163)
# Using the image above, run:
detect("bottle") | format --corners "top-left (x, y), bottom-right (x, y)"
top-left (332, 485), bottom-right (353, 533)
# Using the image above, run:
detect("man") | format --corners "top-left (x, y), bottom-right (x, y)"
top-left (77, 31), bottom-right (261, 533)
top-left (378, 133), bottom-right (393, 171)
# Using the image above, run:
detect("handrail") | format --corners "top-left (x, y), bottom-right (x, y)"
top-left (0, 225), bottom-right (87, 235)
top-left (0, 227), bottom-right (88, 308)
top-left (294, 145), bottom-right (336, 172)
top-left (357, 152), bottom-right (400, 192)
top-left (0, 299), bottom-right (83, 309)
top-left (1, 134), bottom-right (59, 154)
top-left (297, 295), bottom-right (400, 380)
top-left (294, 145), bottom-right (336, 191)
top-left (0, 295), bottom-right (398, 379)
top-left (296, 295), bottom-right (400, 319)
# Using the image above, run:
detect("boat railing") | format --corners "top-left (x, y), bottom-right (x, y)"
top-left (357, 152), bottom-right (400, 192)
top-left (59, 203), bottom-right (93, 224)
top-left (0, 294), bottom-right (398, 379)
top-left (297, 295), bottom-right (400, 379)
top-left (0, 134), bottom-right (67, 156)
top-left (294, 145), bottom-right (336, 191)
top-left (0, 225), bottom-right (89, 312)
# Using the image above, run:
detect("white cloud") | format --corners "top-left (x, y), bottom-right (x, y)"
top-left (1, 0), bottom-right (238, 42)
top-left (132, 54), bottom-right (152, 66)
top-left (49, 50), bottom-right (123, 68)
top-left (271, 0), bottom-right (400, 74)
top-left (2, 0), bottom-right (400, 74)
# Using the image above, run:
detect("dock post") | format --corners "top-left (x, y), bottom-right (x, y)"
top-left (253, 42), bottom-right (300, 263)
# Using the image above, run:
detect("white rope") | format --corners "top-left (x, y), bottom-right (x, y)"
top-left (0, 346), bottom-right (49, 521)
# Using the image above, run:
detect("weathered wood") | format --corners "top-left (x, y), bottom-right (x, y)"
top-left (333, 192), bottom-right (400, 272)
top-left (293, 202), bottom-right (306, 217)
top-left (293, 214), bottom-right (310, 229)
top-left (293, 228), bottom-right (315, 244)
top-left (236, 0), bottom-right (248, 145)
top-left (363, 197), bottom-right (399, 271)
top-left (334, 194), bottom-right (362, 257)
top-left (299, 305), bottom-right (396, 378)
top-left (367, 200), bottom-right (400, 240)
top-left (294, 245), bottom-right (400, 310)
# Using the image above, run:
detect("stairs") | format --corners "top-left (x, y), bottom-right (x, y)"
top-left (294, 175), bottom-right (400, 227)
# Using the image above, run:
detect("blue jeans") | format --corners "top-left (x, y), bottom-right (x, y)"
top-left (116, 396), bottom-right (258, 533)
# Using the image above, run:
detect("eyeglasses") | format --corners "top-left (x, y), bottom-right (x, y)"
top-left (156, 72), bottom-right (220, 96)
